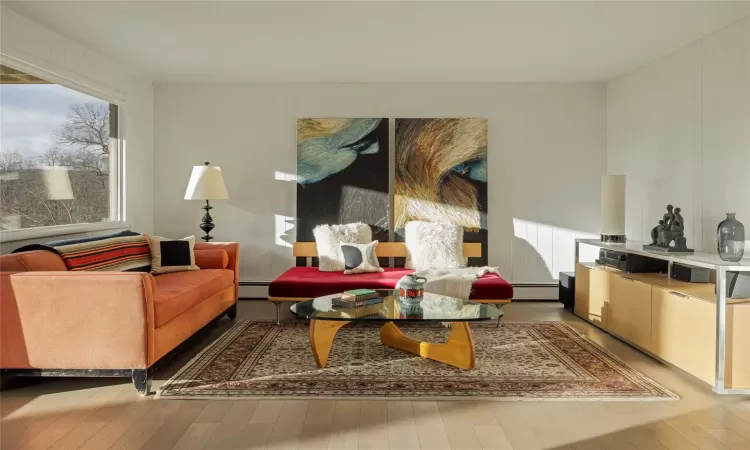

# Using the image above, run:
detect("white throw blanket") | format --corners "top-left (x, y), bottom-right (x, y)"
top-left (397, 266), bottom-right (500, 300)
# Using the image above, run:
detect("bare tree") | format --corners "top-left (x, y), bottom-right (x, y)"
top-left (56, 103), bottom-right (109, 154)
top-left (1, 102), bottom-right (112, 230)
top-left (40, 148), bottom-right (64, 167)
top-left (55, 103), bottom-right (110, 176)
top-left (0, 151), bottom-right (32, 172)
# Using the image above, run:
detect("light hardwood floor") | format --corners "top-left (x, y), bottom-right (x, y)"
top-left (1, 302), bottom-right (749, 450)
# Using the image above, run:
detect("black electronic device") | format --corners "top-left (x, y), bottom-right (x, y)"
top-left (596, 249), bottom-right (668, 273)
top-left (670, 263), bottom-right (710, 283)
top-left (727, 272), bottom-right (750, 299)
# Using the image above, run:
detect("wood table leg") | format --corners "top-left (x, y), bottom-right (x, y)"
top-left (309, 319), bottom-right (350, 368)
top-left (379, 321), bottom-right (476, 370)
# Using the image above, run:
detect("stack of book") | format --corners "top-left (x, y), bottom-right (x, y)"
top-left (333, 289), bottom-right (383, 308)
top-left (337, 303), bottom-right (383, 319)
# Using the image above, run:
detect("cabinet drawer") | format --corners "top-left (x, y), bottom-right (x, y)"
top-left (651, 287), bottom-right (716, 384)
top-left (574, 264), bottom-right (610, 328)
top-left (588, 268), bottom-right (611, 329)
top-left (609, 275), bottom-right (652, 351)
top-left (574, 264), bottom-right (590, 319)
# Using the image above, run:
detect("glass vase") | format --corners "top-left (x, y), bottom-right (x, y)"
top-left (717, 213), bottom-right (745, 262)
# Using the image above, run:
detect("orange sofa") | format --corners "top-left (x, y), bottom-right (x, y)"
top-left (0, 242), bottom-right (239, 395)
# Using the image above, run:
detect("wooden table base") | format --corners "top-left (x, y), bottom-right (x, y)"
top-left (380, 321), bottom-right (476, 370)
top-left (309, 319), bottom-right (350, 368)
top-left (308, 319), bottom-right (476, 370)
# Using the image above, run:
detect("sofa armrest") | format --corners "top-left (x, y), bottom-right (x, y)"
top-left (195, 249), bottom-right (229, 269)
top-left (194, 242), bottom-right (239, 300)
top-left (0, 271), bottom-right (156, 369)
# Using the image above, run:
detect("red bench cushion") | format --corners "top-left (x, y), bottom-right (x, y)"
top-left (471, 272), bottom-right (515, 299)
top-left (269, 267), bottom-right (513, 300)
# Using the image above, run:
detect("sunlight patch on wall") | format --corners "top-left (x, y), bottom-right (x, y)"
top-left (274, 170), bottom-right (296, 182)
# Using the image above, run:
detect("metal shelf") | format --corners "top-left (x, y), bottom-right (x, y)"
top-left (576, 239), bottom-right (750, 271)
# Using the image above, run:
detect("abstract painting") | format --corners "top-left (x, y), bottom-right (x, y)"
top-left (395, 118), bottom-right (488, 265)
top-left (297, 118), bottom-right (389, 242)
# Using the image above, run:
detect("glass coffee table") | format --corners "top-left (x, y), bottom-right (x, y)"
top-left (290, 290), bottom-right (504, 370)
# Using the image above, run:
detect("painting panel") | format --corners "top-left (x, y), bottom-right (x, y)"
top-left (394, 118), bottom-right (488, 265)
top-left (297, 118), bottom-right (389, 242)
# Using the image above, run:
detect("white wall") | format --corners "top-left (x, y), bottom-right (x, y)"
top-left (154, 83), bottom-right (606, 285)
top-left (0, 6), bottom-right (155, 235)
top-left (607, 17), bottom-right (750, 254)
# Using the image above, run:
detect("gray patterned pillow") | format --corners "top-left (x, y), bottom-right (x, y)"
top-left (341, 241), bottom-right (383, 275)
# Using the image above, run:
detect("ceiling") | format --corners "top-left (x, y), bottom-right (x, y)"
top-left (4, 1), bottom-right (750, 83)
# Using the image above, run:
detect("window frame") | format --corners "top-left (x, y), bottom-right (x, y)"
top-left (0, 58), bottom-right (128, 242)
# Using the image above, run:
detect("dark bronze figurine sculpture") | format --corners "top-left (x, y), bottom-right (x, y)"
top-left (644, 205), bottom-right (694, 253)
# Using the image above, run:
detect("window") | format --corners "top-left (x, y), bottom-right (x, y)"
top-left (0, 64), bottom-right (120, 231)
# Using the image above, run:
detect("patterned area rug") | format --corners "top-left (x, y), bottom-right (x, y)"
top-left (158, 320), bottom-right (677, 400)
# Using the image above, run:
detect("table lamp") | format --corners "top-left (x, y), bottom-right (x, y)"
top-left (184, 162), bottom-right (229, 242)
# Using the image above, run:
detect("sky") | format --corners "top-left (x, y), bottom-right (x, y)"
top-left (0, 83), bottom-right (107, 159)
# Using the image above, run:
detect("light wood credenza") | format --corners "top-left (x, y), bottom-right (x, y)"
top-left (574, 239), bottom-right (750, 394)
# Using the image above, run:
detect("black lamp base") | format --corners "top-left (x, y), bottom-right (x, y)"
top-left (200, 200), bottom-right (215, 242)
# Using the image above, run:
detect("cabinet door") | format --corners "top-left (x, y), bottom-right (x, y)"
top-left (588, 268), bottom-right (611, 329)
top-left (651, 287), bottom-right (716, 384)
top-left (728, 305), bottom-right (750, 389)
top-left (609, 275), bottom-right (652, 350)
top-left (574, 264), bottom-right (590, 319)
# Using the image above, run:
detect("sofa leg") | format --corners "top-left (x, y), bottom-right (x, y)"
top-left (274, 302), bottom-right (281, 325)
top-left (496, 316), bottom-right (502, 328)
top-left (131, 369), bottom-right (151, 396)
top-left (227, 303), bottom-right (237, 320)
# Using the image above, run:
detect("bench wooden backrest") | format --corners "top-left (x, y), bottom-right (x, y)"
top-left (293, 242), bottom-right (481, 259)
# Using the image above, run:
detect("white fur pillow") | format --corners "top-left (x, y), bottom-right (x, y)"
top-left (404, 221), bottom-right (465, 270)
top-left (313, 223), bottom-right (372, 271)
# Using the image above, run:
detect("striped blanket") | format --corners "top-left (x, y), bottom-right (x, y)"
top-left (14, 230), bottom-right (151, 272)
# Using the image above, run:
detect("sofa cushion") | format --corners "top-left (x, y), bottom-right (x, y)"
top-left (0, 250), bottom-right (67, 272)
top-left (313, 223), bottom-right (372, 272)
top-left (153, 269), bottom-right (234, 327)
top-left (342, 241), bottom-right (383, 274)
top-left (269, 267), bottom-right (513, 300)
top-left (404, 221), bottom-right (464, 270)
top-left (195, 249), bottom-right (229, 269)
top-left (149, 235), bottom-right (200, 275)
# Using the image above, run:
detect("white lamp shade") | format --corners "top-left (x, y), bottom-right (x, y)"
top-left (184, 165), bottom-right (229, 200)
top-left (601, 175), bottom-right (626, 236)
